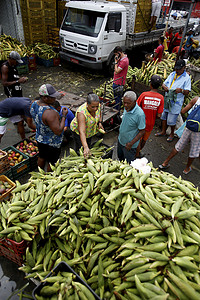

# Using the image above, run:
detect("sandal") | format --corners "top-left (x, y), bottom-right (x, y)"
top-left (183, 167), bottom-right (192, 175)
top-left (167, 136), bottom-right (174, 142)
top-left (155, 132), bottom-right (166, 137)
top-left (159, 164), bottom-right (170, 170)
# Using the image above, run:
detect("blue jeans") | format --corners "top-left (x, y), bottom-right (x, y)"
top-left (117, 141), bottom-right (137, 164)
top-left (113, 83), bottom-right (123, 111)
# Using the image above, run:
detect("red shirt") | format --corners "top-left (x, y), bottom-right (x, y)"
top-left (114, 55), bottom-right (129, 85)
top-left (173, 32), bottom-right (182, 47)
top-left (154, 44), bottom-right (164, 62)
top-left (166, 32), bottom-right (173, 47)
top-left (172, 46), bottom-right (185, 54)
top-left (137, 91), bottom-right (164, 132)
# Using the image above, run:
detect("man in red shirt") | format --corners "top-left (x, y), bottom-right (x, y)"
top-left (113, 46), bottom-right (129, 111)
top-left (154, 36), bottom-right (164, 62)
top-left (136, 75), bottom-right (164, 157)
top-left (171, 27), bottom-right (183, 51)
top-left (165, 27), bottom-right (174, 50)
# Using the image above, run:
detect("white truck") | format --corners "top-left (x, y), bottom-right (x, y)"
top-left (59, 0), bottom-right (186, 74)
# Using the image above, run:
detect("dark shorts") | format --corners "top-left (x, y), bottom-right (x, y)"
top-left (37, 142), bottom-right (61, 164)
top-left (117, 141), bottom-right (137, 164)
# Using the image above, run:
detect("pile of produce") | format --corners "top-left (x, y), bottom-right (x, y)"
top-left (94, 53), bottom-right (176, 101)
top-left (6, 149), bottom-right (26, 166)
top-left (15, 140), bottom-right (38, 157)
top-left (31, 43), bottom-right (59, 60)
top-left (0, 34), bottom-right (58, 61)
top-left (0, 178), bottom-right (13, 196)
top-left (189, 57), bottom-right (200, 68)
top-left (0, 140), bottom-right (200, 299)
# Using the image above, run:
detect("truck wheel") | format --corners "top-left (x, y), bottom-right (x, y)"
top-left (104, 55), bottom-right (115, 77)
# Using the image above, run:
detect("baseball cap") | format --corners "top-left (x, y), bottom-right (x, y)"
top-left (150, 75), bottom-right (162, 86)
top-left (175, 59), bottom-right (185, 70)
top-left (9, 51), bottom-right (23, 63)
top-left (39, 84), bottom-right (60, 98)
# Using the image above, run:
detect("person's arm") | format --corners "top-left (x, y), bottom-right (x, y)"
top-left (175, 88), bottom-right (190, 95)
top-left (181, 96), bottom-right (198, 114)
top-left (77, 112), bottom-right (91, 157)
top-left (162, 83), bottom-right (169, 92)
top-left (26, 117), bottom-right (36, 130)
top-left (98, 112), bottom-right (104, 130)
top-left (125, 129), bottom-right (145, 151)
top-left (1, 65), bottom-right (27, 86)
top-left (42, 109), bottom-right (67, 135)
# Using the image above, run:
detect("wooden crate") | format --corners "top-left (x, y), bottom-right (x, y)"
top-left (0, 175), bottom-right (16, 202)
top-left (0, 150), bottom-right (10, 174)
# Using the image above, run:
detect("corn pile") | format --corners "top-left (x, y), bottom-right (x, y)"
top-left (32, 43), bottom-right (59, 60)
top-left (0, 34), bottom-right (31, 60)
top-left (132, 53), bottom-right (176, 85)
top-left (189, 57), bottom-right (200, 68)
top-left (1, 142), bottom-right (200, 299)
top-left (0, 34), bottom-right (58, 61)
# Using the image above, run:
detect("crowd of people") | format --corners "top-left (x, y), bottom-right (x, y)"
top-left (0, 48), bottom-right (199, 175)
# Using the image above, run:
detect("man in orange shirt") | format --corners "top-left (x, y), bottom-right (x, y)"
top-left (136, 75), bottom-right (164, 157)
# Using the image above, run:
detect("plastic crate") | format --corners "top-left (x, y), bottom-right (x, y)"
top-left (2, 168), bottom-right (13, 181)
top-left (16, 64), bottom-right (29, 75)
top-left (0, 149), bottom-right (10, 174)
top-left (0, 238), bottom-right (28, 266)
top-left (53, 57), bottom-right (60, 66)
top-left (20, 56), bottom-right (29, 65)
top-left (43, 58), bottom-right (54, 67)
top-left (3, 146), bottom-right (30, 180)
top-left (0, 175), bottom-right (16, 202)
top-left (14, 139), bottom-right (39, 171)
top-left (32, 261), bottom-right (101, 300)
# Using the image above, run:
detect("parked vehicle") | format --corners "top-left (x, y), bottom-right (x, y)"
top-left (59, 0), bottom-right (191, 74)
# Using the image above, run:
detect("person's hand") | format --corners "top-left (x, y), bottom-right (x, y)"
top-left (62, 107), bottom-right (68, 117)
top-left (19, 77), bottom-right (28, 83)
top-left (83, 146), bottom-right (91, 158)
top-left (98, 122), bottom-right (104, 130)
top-left (175, 88), bottom-right (182, 94)
top-left (163, 85), bottom-right (169, 92)
top-left (125, 142), bottom-right (132, 151)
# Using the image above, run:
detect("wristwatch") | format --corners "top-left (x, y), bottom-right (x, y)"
top-left (182, 89), bottom-right (184, 94)
top-left (61, 114), bottom-right (66, 119)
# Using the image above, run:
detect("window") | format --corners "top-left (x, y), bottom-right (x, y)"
top-left (105, 13), bottom-right (121, 33)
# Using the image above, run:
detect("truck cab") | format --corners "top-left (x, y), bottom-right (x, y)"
top-left (59, 1), bottom-right (127, 71)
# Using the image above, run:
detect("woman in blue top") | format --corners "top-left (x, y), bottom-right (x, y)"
top-left (30, 84), bottom-right (67, 172)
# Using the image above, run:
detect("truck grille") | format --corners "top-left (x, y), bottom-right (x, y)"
top-left (65, 40), bottom-right (88, 52)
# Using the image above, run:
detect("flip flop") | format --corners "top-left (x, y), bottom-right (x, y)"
top-left (183, 167), bottom-right (192, 175)
top-left (159, 164), bottom-right (170, 170)
top-left (155, 132), bottom-right (166, 137)
top-left (167, 136), bottom-right (174, 142)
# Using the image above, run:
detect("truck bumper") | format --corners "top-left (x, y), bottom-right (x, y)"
top-left (60, 50), bottom-right (103, 70)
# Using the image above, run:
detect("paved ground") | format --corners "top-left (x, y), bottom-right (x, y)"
top-left (0, 57), bottom-right (200, 299)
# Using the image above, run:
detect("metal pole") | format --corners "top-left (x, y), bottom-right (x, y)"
top-left (177, 0), bottom-right (195, 60)
top-left (163, 0), bottom-right (175, 34)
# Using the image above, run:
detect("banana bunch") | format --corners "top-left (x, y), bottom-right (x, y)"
top-left (1, 142), bottom-right (200, 299)
top-left (184, 78), bottom-right (200, 109)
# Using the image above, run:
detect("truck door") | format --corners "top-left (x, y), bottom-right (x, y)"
top-left (102, 12), bottom-right (125, 58)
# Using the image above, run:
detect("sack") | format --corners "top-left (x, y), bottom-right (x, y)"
top-left (164, 90), bottom-right (177, 112)
top-left (186, 105), bottom-right (200, 132)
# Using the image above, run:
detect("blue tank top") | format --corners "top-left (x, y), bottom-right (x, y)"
top-left (30, 101), bottom-right (63, 148)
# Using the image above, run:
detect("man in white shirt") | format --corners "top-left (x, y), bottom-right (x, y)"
top-left (149, 0), bottom-right (162, 32)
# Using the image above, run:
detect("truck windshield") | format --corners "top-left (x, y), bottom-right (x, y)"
top-left (61, 8), bottom-right (105, 37)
